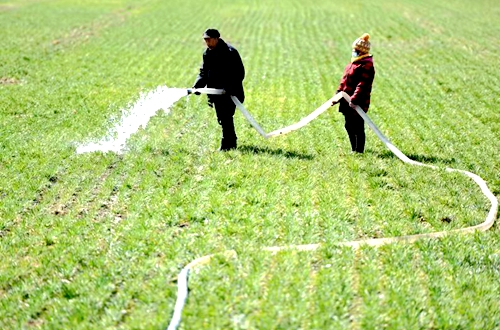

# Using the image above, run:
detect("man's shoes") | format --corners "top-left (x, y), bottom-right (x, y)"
top-left (218, 138), bottom-right (237, 152)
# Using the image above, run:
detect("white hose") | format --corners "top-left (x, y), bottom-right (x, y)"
top-left (188, 88), bottom-right (268, 138)
top-left (230, 96), bottom-right (268, 138)
top-left (188, 87), bottom-right (226, 95)
top-left (266, 93), bottom-right (343, 137)
top-left (188, 88), bottom-right (344, 138)
top-left (167, 90), bottom-right (499, 330)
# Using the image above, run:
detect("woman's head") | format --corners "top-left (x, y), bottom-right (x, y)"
top-left (352, 33), bottom-right (371, 56)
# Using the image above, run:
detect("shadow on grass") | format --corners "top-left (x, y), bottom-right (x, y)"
top-left (372, 150), bottom-right (456, 165)
top-left (238, 144), bottom-right (314, 160)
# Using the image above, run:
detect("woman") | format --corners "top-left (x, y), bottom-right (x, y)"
top-left (332, 33), bottom-right (375, 153)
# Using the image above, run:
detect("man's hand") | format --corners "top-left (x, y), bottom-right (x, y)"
top-left (331, 100), bottom-right (339, 106)
top-left (189, 87), bottom-right (201, 95)
top-left (349, 101), bottom-right (356, 109)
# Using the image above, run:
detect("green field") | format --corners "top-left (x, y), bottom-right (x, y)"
top-left (1, 0), bottom-right (499, 329)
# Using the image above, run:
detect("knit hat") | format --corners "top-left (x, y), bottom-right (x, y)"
top-left (352, 33), bottom-right (371, 54)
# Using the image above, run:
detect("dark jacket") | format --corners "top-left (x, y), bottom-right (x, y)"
top-left (337, 56), bottom-right (375, 112)
top-left (193, 38), bottom-right (245, 103)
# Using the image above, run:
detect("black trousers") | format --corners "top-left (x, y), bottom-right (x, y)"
top-left (340, 105), bottom-right (365, 153)
top-left (213, 96), bottom-right (237, 149)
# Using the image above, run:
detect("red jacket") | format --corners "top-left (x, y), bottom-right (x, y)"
top-left (337, 56), bottom-right (375, 112)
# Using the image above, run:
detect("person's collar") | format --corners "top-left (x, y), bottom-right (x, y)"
top-left (351, 53), bottom-right (371, 63)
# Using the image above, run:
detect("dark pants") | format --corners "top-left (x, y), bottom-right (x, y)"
top-left (213, 96), bottom-right (237, 150)
top-left (341, 105), bottom-right (365, 153)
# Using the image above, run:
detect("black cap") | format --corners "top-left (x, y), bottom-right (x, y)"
top-left (203, 28), bottom-right (220, 39)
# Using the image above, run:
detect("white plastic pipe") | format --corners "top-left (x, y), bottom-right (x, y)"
top-left (187, 87), bottom-right (226, 95)
top-left (166, 91), bottom-right (499, 330)
top-left (187, 88), bottom-right (268, 138)
top-left (187, 88), bottom-right (340, 139)
top-left (231, 96), bottom-right (268, 138)
top-left (266, 93), bottom-right (343, 137)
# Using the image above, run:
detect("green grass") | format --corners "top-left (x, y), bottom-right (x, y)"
top-left (1, 0), bottom-right (499, 329)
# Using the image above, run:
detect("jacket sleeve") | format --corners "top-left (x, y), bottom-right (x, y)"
top-left (232, 49), bottom-right (245, 82)
top-left (337, 75), bottom-right (346, 94)
top-left (224, 48), bottom-right (245, 94)
top-left (350, 62), bottom-right (374, 105)
top-left (336, 63), bottom-right (349, 94)
top-left (193, 54), bottom-right (207, 88)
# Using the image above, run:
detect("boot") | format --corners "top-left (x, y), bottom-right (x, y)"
top-left (218, 138), bottom-right (237, 151)
top-left (348, 133), bottom-right (357, 152)
top-left (219, 121), bottom-right (237, 151)
top-left (355, 132), bottom-right (365, 153)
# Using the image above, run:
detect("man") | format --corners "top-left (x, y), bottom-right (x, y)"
top-left (332, 33), bottom-right (375, 153)
top-left (192, 28), bottom-right (245, 151)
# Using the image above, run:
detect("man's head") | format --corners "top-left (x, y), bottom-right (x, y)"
top-left (203, 28), bottom-right (220, 50)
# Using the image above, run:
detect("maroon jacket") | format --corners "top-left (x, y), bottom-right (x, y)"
top-left (337, 56), bottom-right (375, 112)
